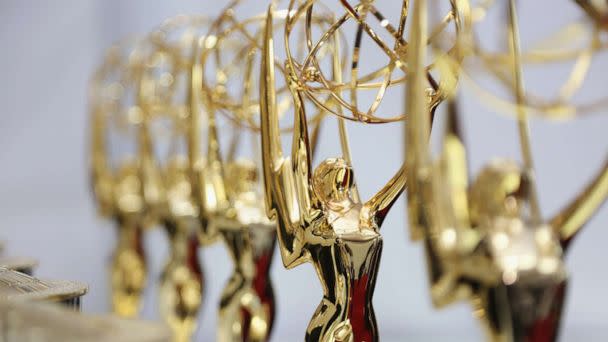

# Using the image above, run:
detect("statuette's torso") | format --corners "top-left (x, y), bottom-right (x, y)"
top-left (213, 161), bottom-right (277, 342)
top-left (306, 205), bottom-right (382, 342)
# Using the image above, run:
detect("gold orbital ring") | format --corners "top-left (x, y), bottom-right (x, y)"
top-left (283, 0), bottom-right (471, 123)
top-left (149, 15), bottom-right (214, 71)
top-left (198, 3), bottom-right (344, 133)
top-left (458, 0), bottom-right (608, 119)
top-left (90, 37), bottom-right (154, 160)
top-left (138, 15), bottom-right (217, 153)
top-left (90, 36), bottom-right (166, 228)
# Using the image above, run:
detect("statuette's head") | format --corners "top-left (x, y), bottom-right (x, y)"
top-left (226, 159), bottom-right (258, 195)
top-left (488, 219), bottom-right (566, 287)
top-left (115, 160), bottom-right (144, 215)
top-left (468, 160), bottom-right (567, 286)
top-left (165, 157), bottom-right (197, 219)
top-left (313, 158), bottom-right (357, 211)
top-left (470, 159), bottom-right (528, 223)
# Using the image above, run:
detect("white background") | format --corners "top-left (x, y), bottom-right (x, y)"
top-left (0, 1), bottom-right (607, 341)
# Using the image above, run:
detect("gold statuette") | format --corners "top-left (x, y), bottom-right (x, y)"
top-left (90, 39), bottom-right (162, 317)
top-left (189, 8), bottom-right (282, 339)
top-left (193, 142), bottom-right (277, 342)
top-left (157, 158), bottom-right (203, 342)
top-left (213, 159), bottom-right (277, 342)
top-left (192, 2), bottom-right (348, 339)
top-left (139, 16), bottom-right (213, 341)
top-left (259, 6), bottom-right (409, 341)
top-left (405, 1), bottom-right (608, 341)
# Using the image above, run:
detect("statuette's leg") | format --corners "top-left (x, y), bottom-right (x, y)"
top-left (159, 226), bottom-right (203, 342)
top-left (111, 220), bottom-right (147, 317)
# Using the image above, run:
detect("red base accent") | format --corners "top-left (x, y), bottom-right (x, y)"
top-left (525, 282), bottom-right (567, 342)
top-left (349, 274), bottom-right (374, 342)
top-left (239, 244), bottom-right (275, 342)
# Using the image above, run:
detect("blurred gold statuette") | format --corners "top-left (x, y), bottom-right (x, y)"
top-left (189, 4), bottom-right (294, 340)
top-left (405, 0), bottom-right (608, 341)
top-left (90, 37), bottom-right (162, 318)
top-left (137, 15), bottom-right (214, 342)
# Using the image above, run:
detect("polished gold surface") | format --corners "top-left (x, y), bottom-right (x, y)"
top-left (405, 0), bottom-right (608, 341)
top-left (260, 5), bottom-right (409, 340)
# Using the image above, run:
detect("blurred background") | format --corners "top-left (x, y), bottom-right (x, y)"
top-left (0, 1), bottom-right (607, 341)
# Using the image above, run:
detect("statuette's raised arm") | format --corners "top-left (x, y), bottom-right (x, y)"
top-left (288, 69), bottom-right (316, 223)
top-left (405, 0), bottom-right (433, 241)
top-left (260, 6), bottom-right (309, 268)
top-left (202, 72), bottom-right (229, 211)
top-left (436, 100), bottom-right (472, 245)
top-left (363, 164), bottom-right (407, 229)
top-left (188, 36), bottom-right (228, 240)
top-left (136, 81), bottom-right (164, 226)
top-left (404, 0), bottom-right (484, 307)
top-left (90, 103), bottom-right (114, 216)
top-left (551, 157), bottom-right (608, 248)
